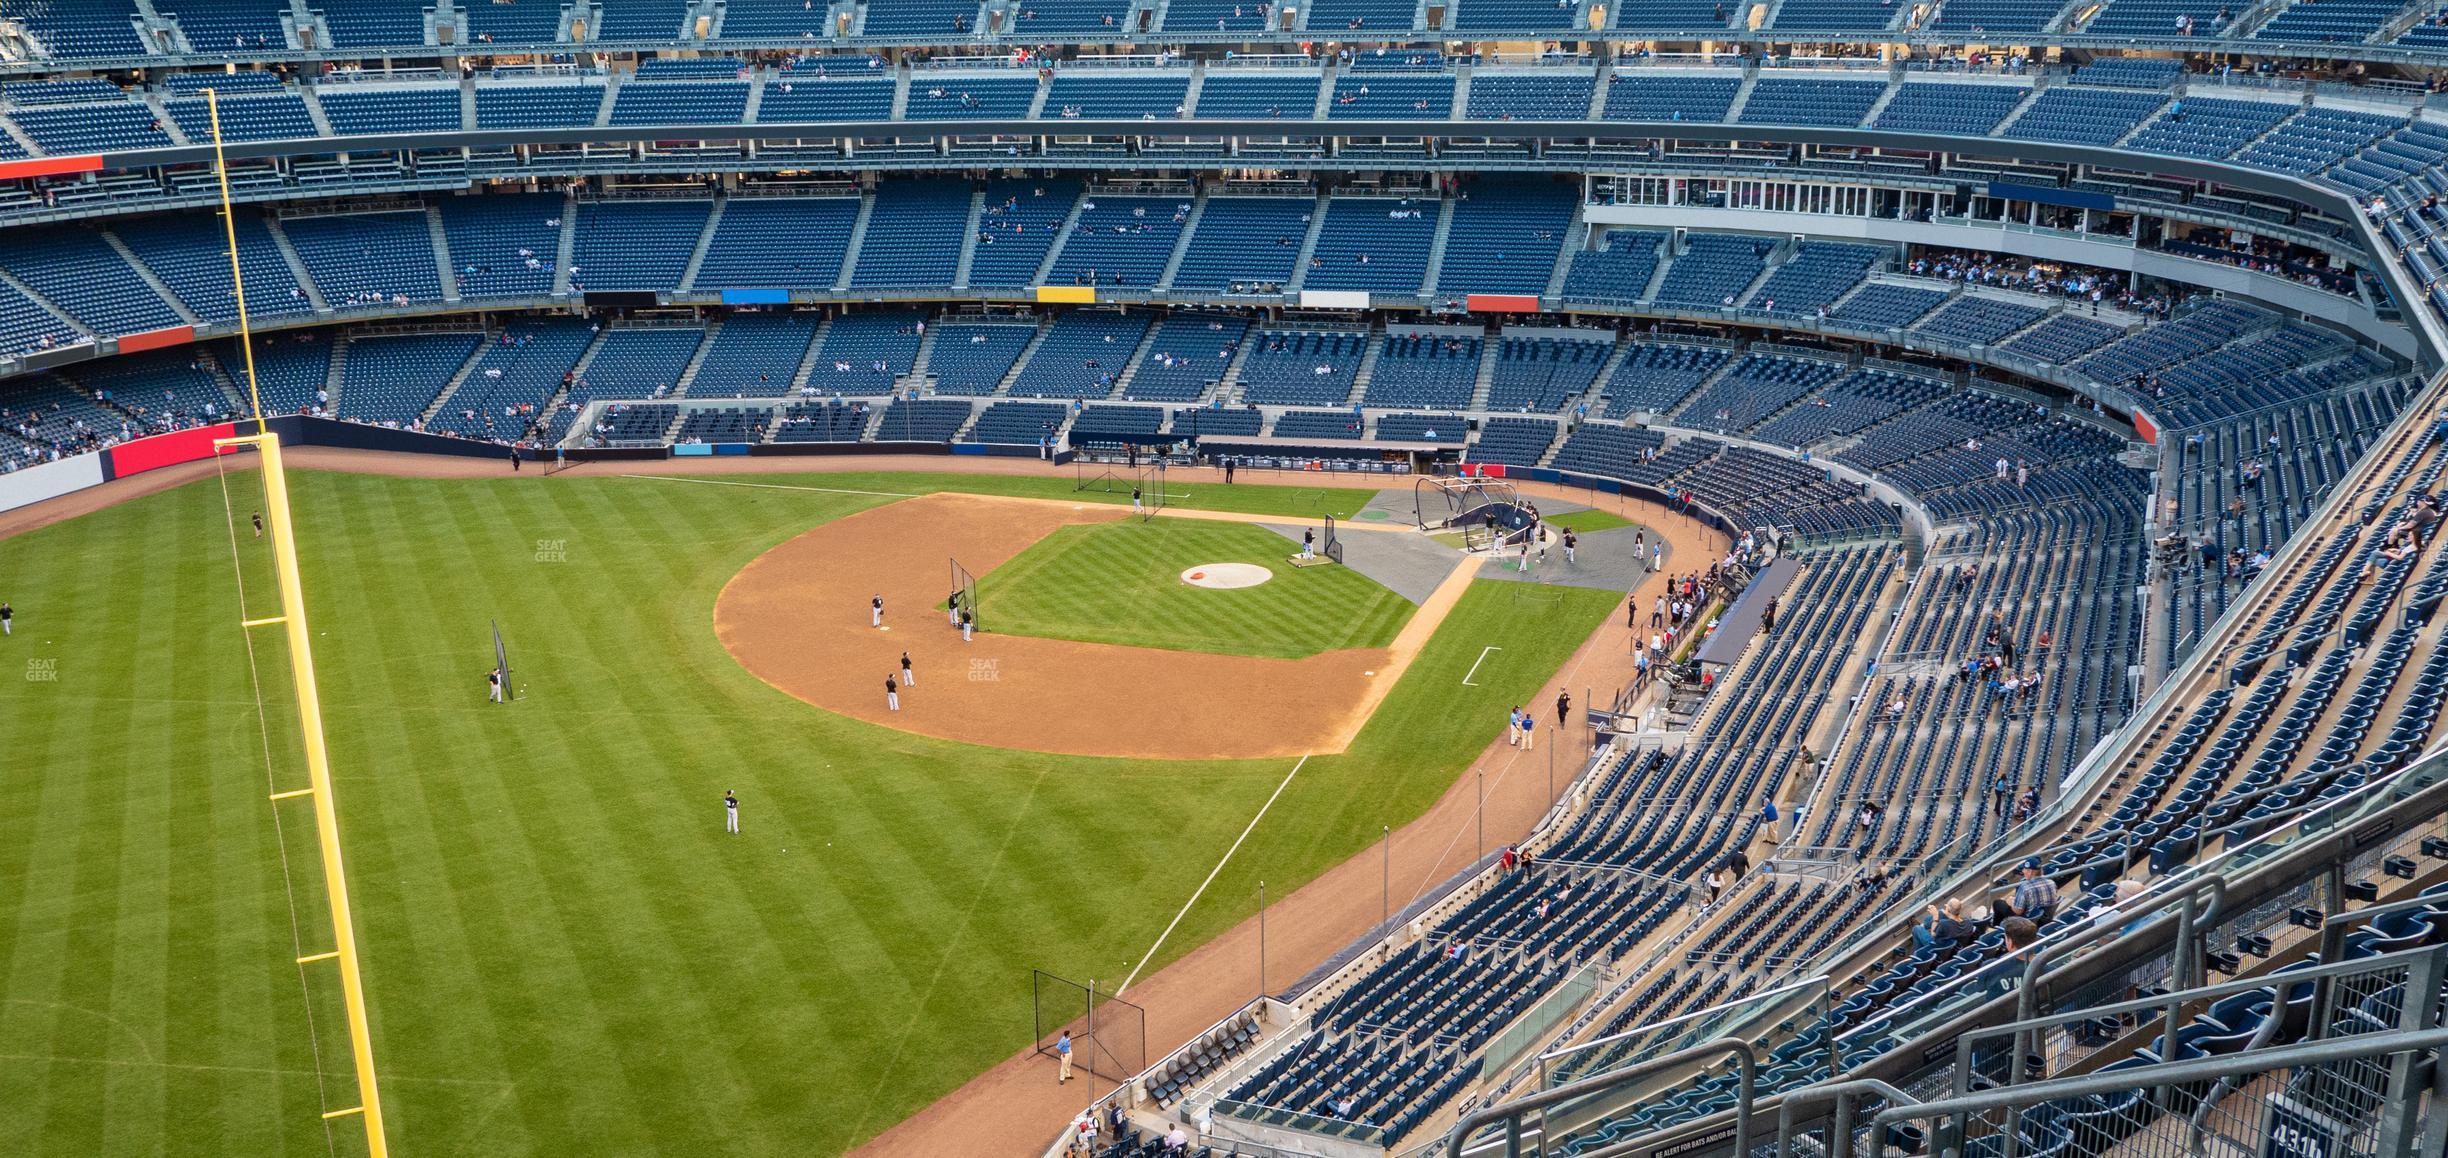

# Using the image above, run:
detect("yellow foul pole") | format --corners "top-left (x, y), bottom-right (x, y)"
top-left (205, 87), bottom-right (390, 1157)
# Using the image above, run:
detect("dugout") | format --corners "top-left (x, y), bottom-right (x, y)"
top-left (1194, 434), bottom-right (1456, 475)
top-left (1067, 428), bottom-right (1193, 465)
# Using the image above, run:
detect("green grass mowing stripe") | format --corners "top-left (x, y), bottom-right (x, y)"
top-left (982, 520), bottom-right (1412, 659)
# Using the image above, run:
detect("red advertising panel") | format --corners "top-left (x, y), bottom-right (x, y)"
top-left (115, 325), bottom-right (197, 354)
top-left (106, 422), bottom-right (240, 479)
top-left (0, 155), bottom-right (102, 181)
top-left (1465, 294), bottom-right (1541, 314)
top-left (2131, 409), bottom-right (2159, 445)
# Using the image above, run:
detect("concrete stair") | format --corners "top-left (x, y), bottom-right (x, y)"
top-left (264, 217), bottom-right (329, 311)
top-left (1543, 200), bottom-right (1589, 300)
top-left (789, 315), bottom-right (836, 390)
top-left (677, 196), bottom-right (726, 291)
top-left (1344, 330), bottom-right (1386, 406)
top-left (673, 318), bottom-right (723, 395)
top-left (427, 205), bottom-right (460, 301)
top-left (1030, 192), bottom-right (1091, 286)
top-left (552, 190), bottom-right (579, 295)
top-left (1154, 189), bottom-right (1206, 292)
top-left (1106, 316), bottom-right (1167, 401)
top-left (101, 230), bottom-right (201, 324)
top-left (952, 186), bottom-right (985, 290)
top-left (418, 327), bottom-right (501, 424)
top-left (1419, 195), bottom-right (1457, 299)
top-left (1284, 195), bottom-right (1329, 291)
top-left (833, 191), bottom-right (875, 291)
top-left (994, 318), bottom-right (1056, 397)
top-left (1468, 333), bottom-right (1498, 410)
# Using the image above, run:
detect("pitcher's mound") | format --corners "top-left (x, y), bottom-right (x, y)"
top-left (1181, 562), bottom-right (1273, 589)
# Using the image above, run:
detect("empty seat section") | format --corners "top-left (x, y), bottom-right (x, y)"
top-left (1119, 315), bottom-right (1246, 402)
top-left (1915, 296), bottom-right (2050, 344)
top-left (969, 180), bottom-right (1082, 288)
top-left (1045, 196), bottom-right (1190, 289)
top-left (595, 0), bottom-right (695, 37)
top-left (1562, 231), bottom-right (1668, 304)
top-left (905, 75), bottom-right (1040, 120)
top-left (608, 81), bottom-right (750, 125)
top-left (459, 0), bottom-right (566, 42)
top-left (1305, 0), bottom-right (1420, 28)
top-left (276, 211), bottom-right (447, 306)
top-left (1192, 74), bottom-right (1323, 118)
top-left (438, 192), bottom-right (564, 299)
top-left (1653, 233), bottom-right (1770, 308)
top-left (317, 85), bottom-right (463, 133)
top-left (757, 74), bottom-right (895, 122)
top-left (1303, 198), bottom-right (1437, 295)
top-left (337, 331), bottom-right (481, 425)
top-left (1872, 83), bottom-right (2028, 134)
top-left (689, 314), bottom-right (821, 396)
top-left (167, 93), bottom-right (316, 142)
top-left (856, 0), bottom-right (984, 35)
top-left (1362, 334), bottom-right (1481, 409)
top-left (156, 0), bottom-right (293, 49)
top-left (1772, 0), bottom-right (1899, 30)
top-left (1007, 312), bottom-right (1150, 399)
top-left (693, 198), bottom-right (862, 289)
top-left (1465, 73), bottom-right (1594, 119)
top-left (313, 0), bottom-right (428, 47)
top-left (1605, 74), bottom-right (1742, 121)
top-left (851, 180), bottom-right (970, 289)
top-left (1751, 243), bottom-right (1883, 316)
top-left (807, 312), bottom-right (924, 394)
top-left (569, 200), bottom-right (708, 292)
top-left (1829, 283), bottom-right (1945, 330)
top-left (473, 84), bottom-right (606, 129)
top-left (1238, 330), bottom-right (1368, 406)
top-left (1487, 336), bottom-right (1610, 412)
top-left (2001, 87), bottom-right (2167, 146)
top-left (1438, 180), bottom-right (1575, 296)
top-left (1043, 74), bottom-right (1191, 118)
top-left (1737, 79), bottom-right (1884, 127)
top-left (966, 400), bottom-right (1069, 443)
top-left (1171, 198), bottom-right (1312, 293)
top-left (1271, 409), bottom-right (1368, 440)
top-left (1599, 342), bottom-right (1728, 418)
top-left (926, 323), bottom-right (1036, 394)
top-left (2124, 97), bottom-right (2295, 159)
top-left (11, 103), bottom-right (175, 153)
top-left (112, 213), bottom-right (313, 322)
top-left (1471, 416), bottom-right (1558, 466)
top-left (1327, 73), bottom-right (1455, 119)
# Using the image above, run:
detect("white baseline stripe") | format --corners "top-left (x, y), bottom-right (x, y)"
top-left (617, 474), bottom-right (921, 499)
top-left (1117, 754), bottom-right (1308, 997)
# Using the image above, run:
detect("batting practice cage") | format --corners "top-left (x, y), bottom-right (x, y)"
top-left (1031, 970), bottom-right (1147, 1087)
top-left (1322, 515), bottom-right (1344, 564)
top-left (1415, 476), bottom-right (1528, 553)
top-left (949, 556), bottom-right (980, 633)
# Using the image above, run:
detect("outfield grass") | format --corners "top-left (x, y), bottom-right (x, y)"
top-left (0, 469), bottom-right (1611, 1157)
top-left (980, 520), bottom-right (1413, 659)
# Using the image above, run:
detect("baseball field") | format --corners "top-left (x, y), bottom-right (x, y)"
top-left (0, 462), bottom-right (1624, 1157)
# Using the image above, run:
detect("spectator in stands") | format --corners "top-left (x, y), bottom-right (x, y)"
top-left (2001, 860), bottom-right (2058, 922)
top-left (1163, 1124), bottom-right (1189, 1151)
top-left (1912, 899), bottom-right (1976, 949)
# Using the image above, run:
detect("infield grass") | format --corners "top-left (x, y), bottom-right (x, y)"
top-left (980, 519), bottom-right (1413, 659)
top-left (1543, 509), bottom-right (1637, 534)
top-left (0, 467), bottom-right (1610, 1158)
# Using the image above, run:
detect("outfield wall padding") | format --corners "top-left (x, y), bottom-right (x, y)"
top-left (0, 451), bottom-right (105, 513)
top-left (272, 416), bottom-right (527, 460)
top-left (105, 421), bottom-right (240, 478)
top-left (746, 441), bottom-right (954, 457)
